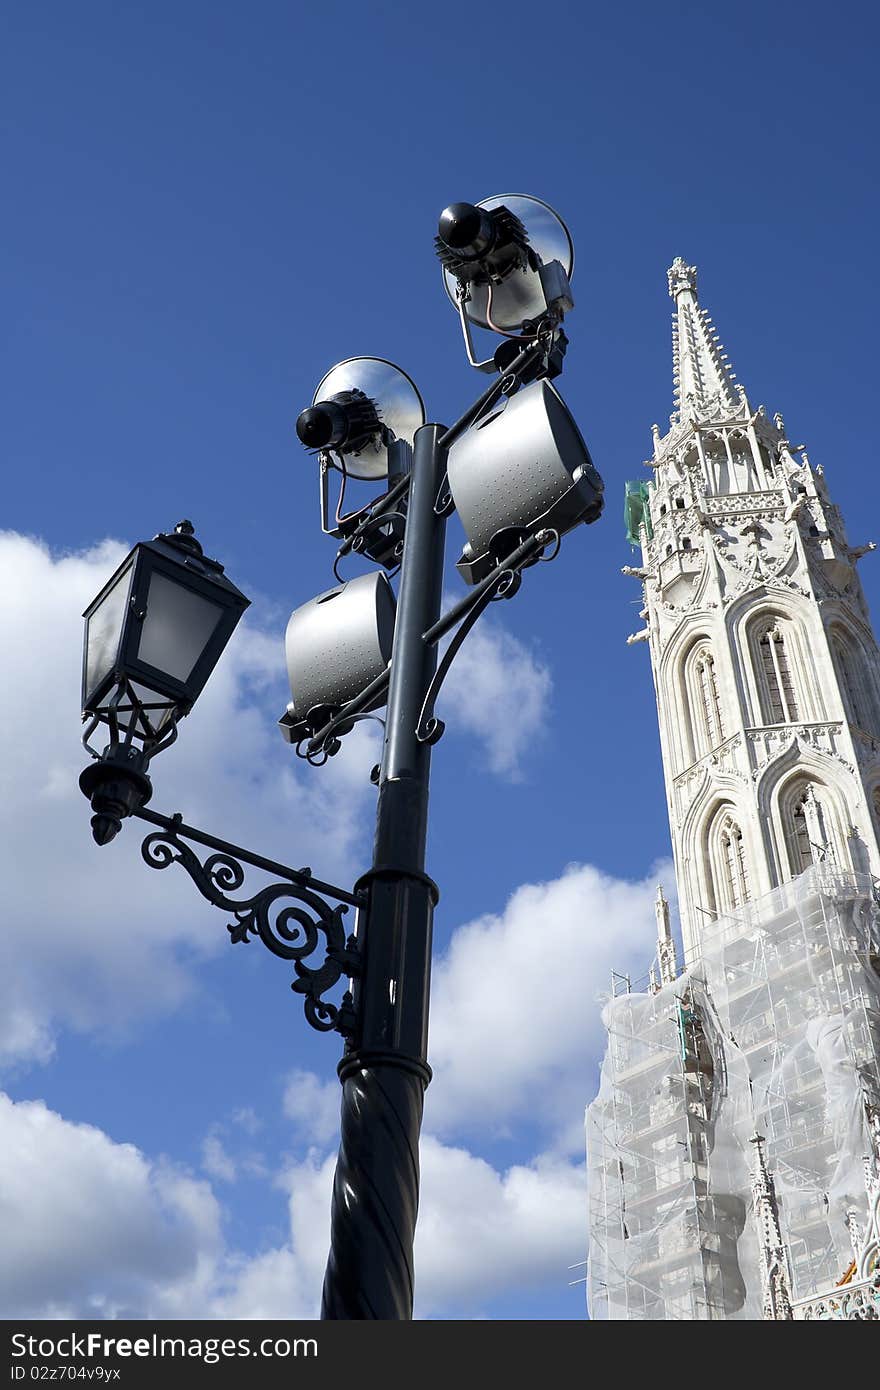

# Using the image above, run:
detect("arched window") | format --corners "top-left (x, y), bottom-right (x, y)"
top-left (728, 432), bottom-right (757, 492)
top-left (719, 815), bottom-right (750, 909)
top-left (754, 619), bottom-right (799, 724)
top-left (684, 643), bottom-right (725, 760)
top-left (696, 649), bottom-right (724, 750)
top-left (705, 436), bottom-right (728, 494)
top-left (706, 806), bottom-right (750, 914)
top-left (831, 629), bottom-right (875, 733)
top-left (791, 800), bottom-right (813, 873)
top-left (782, 782), bottom-right (836, 876)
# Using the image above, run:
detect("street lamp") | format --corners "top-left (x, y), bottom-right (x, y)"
top-left (78, 193), bottom-right (604, 1319)
top-left (79, 520), bottom-right (250, 845)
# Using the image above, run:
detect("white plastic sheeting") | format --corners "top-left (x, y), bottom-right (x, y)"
top-left (587, 867), bottom-right (880, 1319)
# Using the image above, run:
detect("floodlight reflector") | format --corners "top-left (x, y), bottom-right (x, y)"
top-left (306, 357), bottom-right (426, 481)
top-left (439, 194), bottom-right (574, 333)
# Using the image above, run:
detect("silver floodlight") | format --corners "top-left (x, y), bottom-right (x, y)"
top-left (437, 194), bottom-right (574, 335)
top-left (279, 571), bottom-right (395, 741)
top-left (297, 356), bottom-right (426, 482)
top-left (447, 379), bottom-right (604, 585)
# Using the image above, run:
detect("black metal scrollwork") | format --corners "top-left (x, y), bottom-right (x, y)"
top-left (140, 817), bottom-right (361, 1036)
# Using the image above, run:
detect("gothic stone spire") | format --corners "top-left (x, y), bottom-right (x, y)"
top-left (668, 256), bottom-right (742, 424)
top-left (750, 1134), bottom-right (794, 1320)
top-left (655, 884), bottom-right (678, 985)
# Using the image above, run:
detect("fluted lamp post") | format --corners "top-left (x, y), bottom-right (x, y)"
top-left (78, 195), bottom-right (604, 1320)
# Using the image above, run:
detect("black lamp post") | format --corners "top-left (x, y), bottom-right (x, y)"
top-left (78, 194), bottom-right (604, 1320)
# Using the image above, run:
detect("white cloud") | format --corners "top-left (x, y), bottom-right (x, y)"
top-left (0, 1092), bottom-right (221, 1318)
top-left (414, 1137), bottom-right (585, 1315)
top-left (231, 1107), bottom-right (261, 1136)
top-left (428, 860), bottom-right (672, 1149)
top-left (0, 1089), bottom-right (322, 1320)
top-left (0, 1089), bottom-right (584, 1321)
top-left (282, 1069), bottom-right (340, 1147)
top-left (199, 1108), bottom-right (279, 1187)
top-left (438, 604), bottom-right (552, 779)
top-left (201, 1132), bottom-right (237, 1184)
top-left (208, 1246), bottom-right (317, 1321)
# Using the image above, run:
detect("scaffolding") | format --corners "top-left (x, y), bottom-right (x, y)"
top-left (587, 867), bottom-right (880, 1319)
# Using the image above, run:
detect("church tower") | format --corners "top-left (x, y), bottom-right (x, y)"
top-left (587, 260), bottom-right (880, 1321)
top-left (624, 256), bottom-right (880, 963)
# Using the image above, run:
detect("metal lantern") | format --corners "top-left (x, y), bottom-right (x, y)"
top-left (81, 520), bottom-right (250, 747)
top-left (447, 379), bottom-right (604, 584)
top-left (279, 571), bottom-right (396, 740)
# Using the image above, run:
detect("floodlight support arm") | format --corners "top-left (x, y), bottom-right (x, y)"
top-left (303, 664), bottom-right (393, 757)
top-left (302, 529), bottom-right (557, 761)
top-left (334, 465), bottom-right (413, 561)
top-left (438, 337), bottom-right (547, 450)
top-left (455, 288), bottom-right (500, 373)
top-left (415, 528), bottom-right (556, 746)
top-left (321, 423), bottom-right (447, 1320)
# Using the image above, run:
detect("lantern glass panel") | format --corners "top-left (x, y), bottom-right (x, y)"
top-left (84, 562), bottom-right (133, 702)
top-left (135, 571), bottom-right (225, 685)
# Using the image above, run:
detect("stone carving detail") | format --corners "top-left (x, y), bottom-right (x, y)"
top-left (659, 597), bottom-right (719, 621)
top-left (708, 732), bottom-right (745, 779)
top-left (746, 724), bottom-right (853, 779)
top-left (848, 541), bottom-right (876, 563)
top-left (710, 521), bottom-right (807, 606)
top-left (747, 728), bottom-right (797, 774)
top-left (674, 764), bottom-right (710, 817)
top-left (673, 735), bottom-right (747, 810)
top-left (704, 491), bottom-right (785, 517)
top-left (668, 257), bottom-right (698, 297)
top-left (793, 1275), bottom-right (880, 1320)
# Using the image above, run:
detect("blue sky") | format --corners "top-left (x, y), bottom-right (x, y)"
top-left (3, 1), bottom-right (879, 1320)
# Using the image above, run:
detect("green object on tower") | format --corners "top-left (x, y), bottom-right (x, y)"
top-left (624, 480), bottom-right (653, 545)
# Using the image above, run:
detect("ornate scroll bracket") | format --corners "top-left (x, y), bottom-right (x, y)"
top-left (134, 807), bottom-right (363, 1037)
